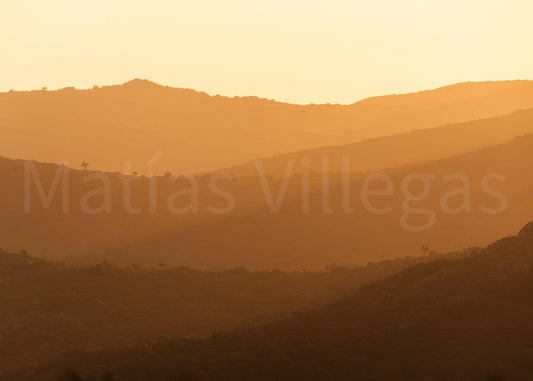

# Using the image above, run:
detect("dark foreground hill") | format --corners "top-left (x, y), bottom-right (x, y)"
top-left (0, 250), bottom-right (456, 374)
top-left (7, 221), bottom-right (533, 381)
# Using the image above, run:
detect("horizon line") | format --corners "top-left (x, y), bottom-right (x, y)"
top-left (2, 78), bottom-right (532, 107)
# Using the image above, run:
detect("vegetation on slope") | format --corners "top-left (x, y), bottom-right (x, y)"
top-left (0, 248), bottom-right (462, 374)
top-left (6, 222), bottom-right (533, 380)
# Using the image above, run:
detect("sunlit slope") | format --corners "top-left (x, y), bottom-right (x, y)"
top-left (224, 107), bottom-right (533, 176)
top-left (2, 80), bottom-right (533, 174)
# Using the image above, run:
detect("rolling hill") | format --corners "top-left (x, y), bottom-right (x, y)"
top-left (224, 107), bottom-right (533, 176)
top-left (0, 120), bottom-right (533, 269)
top-left (2, 80), bottom-right (533, 174)
top-left (0, 249), bottom-right (460, 374)
top-left (7, 221), bottom-right (533, 381)
top-left (1, 131), bottom-right (532, 270)
top-left (76, 134), bottom-right (533, 269)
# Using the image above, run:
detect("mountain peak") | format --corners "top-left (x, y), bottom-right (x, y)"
top-left (121, 78), bottom-right (162, 89)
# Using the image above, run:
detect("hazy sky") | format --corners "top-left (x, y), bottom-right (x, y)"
top-left (2, 0), bottom-right (532, 104)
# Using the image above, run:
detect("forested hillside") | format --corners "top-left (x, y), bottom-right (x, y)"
top-left (0, 249), bottom-right (461, 374)
top-left (8, 221), bottom-right (533, 381)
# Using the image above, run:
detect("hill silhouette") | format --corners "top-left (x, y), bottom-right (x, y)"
top-left (224, 107), bottom-right (533, 176)
top-left (76, 134), bottom-right (533, 269)
top-left (2, 80), bottom-right (533, 174)
top-left (1, 131), bottom-right (532, 269)
top-left (6, 221), bottom-right (533, 380)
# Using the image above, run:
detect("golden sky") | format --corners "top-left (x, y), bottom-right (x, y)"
top-left (1, 0), bottom-right (532, 104)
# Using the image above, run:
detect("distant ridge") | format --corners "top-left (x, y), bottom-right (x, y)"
top-left (9, 78), bottom-right (533, 107)
top-left (223, 107), bottom-right (533, 176)
top-left (2, 80), bottom-right (533, 174)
